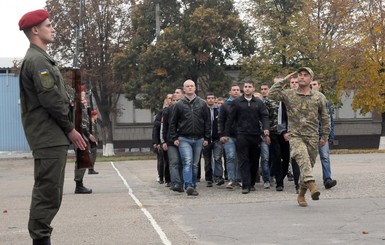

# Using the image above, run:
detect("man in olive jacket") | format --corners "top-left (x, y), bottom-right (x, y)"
top-left (19, 9), bottom-right (86, 245)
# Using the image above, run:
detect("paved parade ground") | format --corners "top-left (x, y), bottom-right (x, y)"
top-left (1, 153), bottom-right (385, 245)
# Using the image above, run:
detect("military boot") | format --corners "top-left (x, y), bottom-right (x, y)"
top-left (306, 180), bottom-right (320, 200)
top-left (75, 180), bottom-right (92, 194)
top-left (33, 237), bottom-right (51, 245)
top-left (297, 187), bottom-right (308, 207)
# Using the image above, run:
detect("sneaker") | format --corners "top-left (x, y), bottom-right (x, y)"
top-left (158, 180), bottom-right (164, 184)
top-left (206, 181), bottom-right (213, 187)
top-left (165, 182), bottom-right (171, 188)
top-left (215, 178), bottom-right (225, 186)
top-left (172, 185), bottom-right (184, 193)
top-left (276, 186), bottom-right (284, 191)
top-left (242, 188), bottom-right (250, 194)
top-left (324, 179), bottom-right (337, 189)
top-left (250, 186), bottom-right (256, 191)
top-left (263, 182), bottom-right (270, 189)
top-left (226, 181), bottom-right (235, 190)
top-left (287, 172), bottom-right (294, 181)
top-left (269, 177), bottom-right (275, 186)
top-left (186, 187), bottom-right (199, 196)
top-left (191, 190), bottom-right (199, 196)
top-left (236, 182), bottom-right (243, 188)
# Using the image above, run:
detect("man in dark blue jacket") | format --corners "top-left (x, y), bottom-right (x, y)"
top-left (202, 93), bottom-right (224, 187)
top-left (218, 84), bottom-right (242, 189)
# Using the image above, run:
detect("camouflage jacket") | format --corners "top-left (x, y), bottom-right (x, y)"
top-left (263, 97), bottom-right (280, 133)
top-left (269, 78), bottom-right (330, 138)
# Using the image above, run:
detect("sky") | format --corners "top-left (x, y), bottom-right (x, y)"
top-left (0, 0), bottom-right (46, 59)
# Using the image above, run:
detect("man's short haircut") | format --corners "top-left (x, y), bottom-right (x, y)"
top-left (261, 83), bottom-right (269, 88)
top-left (230, 83), bottom-right (240, 89)
top-left (243, 79), bottom-right (254, 87)
top-left (175, 87), bottom-right (184, 94)
top-left (206, 92), bottom-right (215, 98)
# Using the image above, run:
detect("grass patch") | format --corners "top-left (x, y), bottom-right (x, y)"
top-left (330, 149), bottom-right (385, 154)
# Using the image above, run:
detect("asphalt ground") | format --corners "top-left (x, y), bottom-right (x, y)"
top-left (1, 153), bottom-right (385, 245)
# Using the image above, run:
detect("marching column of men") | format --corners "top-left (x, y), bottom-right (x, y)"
top-left (153, 69), bottom-right (336, 206)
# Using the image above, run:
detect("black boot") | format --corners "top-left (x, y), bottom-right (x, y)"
top-left (33, 237), bottom-right (51, 245)
top-left (88, 169), bottom-right (99, 174)
top-left (75, 180), bottom-right (92, 194)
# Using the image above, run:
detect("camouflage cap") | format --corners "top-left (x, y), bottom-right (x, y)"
top-left (297, 67), bottom-right (314, 78)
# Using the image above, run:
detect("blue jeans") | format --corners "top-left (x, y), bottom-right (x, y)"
top-left (260, 139), bottom-right (271, 183)
top-left (203, 140), bottom-right (224, 180)
top-left (319, 140), bottom-right (332, 183)
top-left (178, 137), bottom-right (204, 189)
top-left (167, 145), bottom-right (183, 188)
top-left (223, 137), bottom-right (240, 182)
top-left (213, 140), bottom-right (224, 179)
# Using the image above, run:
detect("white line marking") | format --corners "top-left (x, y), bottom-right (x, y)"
top-left (110, 161), bottom-right (172, 245)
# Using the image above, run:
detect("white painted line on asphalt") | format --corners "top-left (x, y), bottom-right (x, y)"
top-left (110, 161), bottom-right (172, 245)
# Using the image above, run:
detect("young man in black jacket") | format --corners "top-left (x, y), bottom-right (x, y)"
top-left (169, 80), bottom-right (210, 196)
top-left (222, 80), bottom-right (270, 194)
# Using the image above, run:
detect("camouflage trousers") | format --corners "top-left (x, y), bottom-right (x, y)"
top-left (289, 136), bottom-right (319, 187)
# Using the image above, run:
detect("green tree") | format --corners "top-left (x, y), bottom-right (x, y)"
top-left (241, 0), bottom-right (354, 102)
top-left (114, 0), bottom-right (255, 112)
top-left (239, 0), bottom-right (305, 86)
top-left (46, 0), bottom-right (133, 155)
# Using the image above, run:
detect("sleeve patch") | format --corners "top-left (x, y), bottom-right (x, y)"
top-left (39, 69), bottom-right (55, 89)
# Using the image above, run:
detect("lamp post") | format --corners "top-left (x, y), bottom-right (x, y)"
top-left (155, 0), bottom-right (160, 39)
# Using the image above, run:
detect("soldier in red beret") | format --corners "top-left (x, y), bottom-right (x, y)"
top-left (19, 9), bottom-right (87, 245)
top-left (88, 110), bottom-right (100, 174)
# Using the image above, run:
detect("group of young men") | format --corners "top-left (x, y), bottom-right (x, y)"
top-left (153, 67), bottom-right (337, 207)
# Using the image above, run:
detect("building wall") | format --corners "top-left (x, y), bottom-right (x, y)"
top-left (331, 92), bottom-right (381, 149)
top-left (0, 72), bottom-right (30, 152)
top-left (112, 95), bottom-right (153, 151)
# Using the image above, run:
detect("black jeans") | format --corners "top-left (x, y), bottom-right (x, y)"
top-left (236, 134), bottom-right (261, 189)
top-left (156, 148), bottom-right (170, 183)
top-left (270, 134), bottom-right (290, 188)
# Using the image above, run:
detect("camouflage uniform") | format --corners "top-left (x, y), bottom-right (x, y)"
top-left (269, 78), bottom-right (330, 186)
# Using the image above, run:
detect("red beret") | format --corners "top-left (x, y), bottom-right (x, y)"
top-left (80, 85), bottom-right (85, 91)
top-left (19, 9), bottom-right (49, 31)
top-left (91, 110), bottom-right (98, 116)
